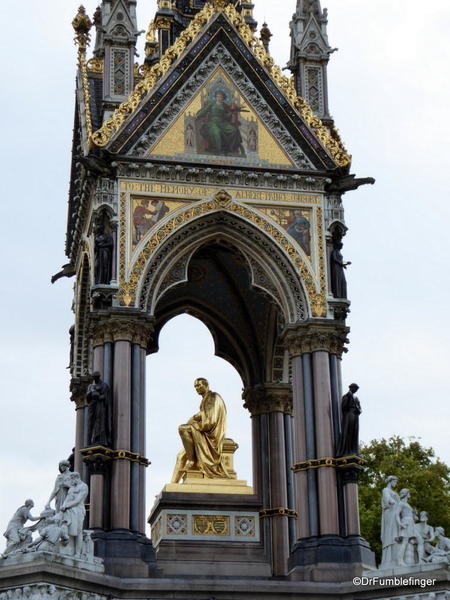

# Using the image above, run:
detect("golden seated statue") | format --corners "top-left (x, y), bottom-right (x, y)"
top-left (167, 378), bottom-right (252, 495)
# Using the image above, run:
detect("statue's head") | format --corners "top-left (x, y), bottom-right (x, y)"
top-left (385, 475), bottom-right (398, 486)
top-left (92, 371), bottom-right (101, 382)
top-left (194, 378), bottom-right (209, 395)
top-left (24, 499), bottom-right (34, 508)
top-left (420, 511), bottom-right (429, 522)
top-left (349, 383), bottom-right (359, 393)
top-left (435, 526), bottom-right (445, 536)
top-left (399, 488), bottom-right (410, 499)
top-left (58, 459), bottom-right (70, 473)
top-left (69, 472), bottom-right (81, 485)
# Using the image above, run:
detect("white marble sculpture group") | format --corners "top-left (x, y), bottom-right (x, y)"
top-left (2, 461), bottom-right (99, 568)
top-left (381, 475), bottom-right (450, 569)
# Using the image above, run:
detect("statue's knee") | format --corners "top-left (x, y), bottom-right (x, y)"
top-left (179, 424), bottom-right (191, 436)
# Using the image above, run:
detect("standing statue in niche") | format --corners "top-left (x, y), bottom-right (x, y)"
top-left (86, 372), bottom-right (112, 447)
top-left (330, 240), bottom-right (351, 299)
top-left (380, 475), bottom-right (400, 568)
top-left (336, 383), bottom-right (361, 456)
top-left (94, 225), bottom-right (113, 285)
top-left (171, 378), bottom-right (231, 483)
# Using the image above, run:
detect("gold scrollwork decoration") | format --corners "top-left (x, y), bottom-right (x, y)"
top-left (86, 56), bottom-right (103, 73)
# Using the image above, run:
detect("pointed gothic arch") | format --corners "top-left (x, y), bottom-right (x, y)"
top-left (135, 211), bottom-right (309, 386)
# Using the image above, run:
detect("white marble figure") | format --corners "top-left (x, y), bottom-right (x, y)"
top-left (2, 500), bottom-right (40, 557)
top-left (23, 509), bottom-right (66, 554)
top-left (395, 489), bottom-right (417, 566)
top-left (45, 460), bottom-right (72, 512)
top-left (380, 475), bottom-right (400, 568)
top-left (1, 462), bottom-right (99, 569)
top-left (60, 472), bottom-right (89, 557)
top-left (416, 511), bottom-right (435, 560)
top-left (426, 527), bottom-right (450, 564)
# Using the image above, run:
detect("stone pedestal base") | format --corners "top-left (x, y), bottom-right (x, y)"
top-left (148, 490), bottom-right (270, 577)
top-left (92, 529), bottom-right (158, 577)
top-left (0, 562), bottom-right (448, 598)
top-left (289, 535), bottom-right (376, 582)
top-left (1, 550), bottom-right (104, 574)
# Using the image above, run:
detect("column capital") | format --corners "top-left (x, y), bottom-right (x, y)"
top-left (281, 320), bottom-right (350, 358)
top-left (243, 384), bottom-right (293, 416)
top-left (89, 311), bottom-right (155, 348)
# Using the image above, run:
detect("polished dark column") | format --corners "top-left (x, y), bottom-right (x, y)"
top-left (283, 321), bottom-right (375, 581)
top-left (244, 384), bottom-right (294, 576)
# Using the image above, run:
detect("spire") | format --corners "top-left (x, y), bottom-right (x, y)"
top-left (93, 0), bottom-right (140, 104)
top-left (148, 0), bottom-right (256, 58)
top-left (288, 0), bottom-right (334, 119)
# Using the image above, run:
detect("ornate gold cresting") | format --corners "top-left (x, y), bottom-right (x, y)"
top-left (89, 2), bottom-right (351, 166)
top-left (72, 6), bottom-right (94, 141)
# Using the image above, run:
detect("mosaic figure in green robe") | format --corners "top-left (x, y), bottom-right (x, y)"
top-left (196, 91), bottom-right (246, 156)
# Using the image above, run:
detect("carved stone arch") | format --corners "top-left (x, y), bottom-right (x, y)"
top-left (137, 211), bottom-right (309, 324)
top-left (328, 219), bottom-right (347, 239)
top-left (93, 204), bottom-right (115, 231)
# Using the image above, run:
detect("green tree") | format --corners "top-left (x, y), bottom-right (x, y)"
top-left (358, 436), bottom-right (450, 562)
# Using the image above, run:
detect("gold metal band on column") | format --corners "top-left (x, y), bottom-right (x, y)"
top-left (81, 445), bottom-right (150, 466)
top-left (292, 455), bottom-right (365, 472)
top-left (114, 449), bottom-right (150, 466)
top-left (260, 508), bottom-right (297, 519)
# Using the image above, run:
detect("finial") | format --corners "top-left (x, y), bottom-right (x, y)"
top-left (260, 22), bottom-right (272, 52)
top-left (72, 5), bottom-right (93, 50)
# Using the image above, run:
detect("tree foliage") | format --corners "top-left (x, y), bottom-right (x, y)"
top-left (358, 436), bottom-right (450, 562)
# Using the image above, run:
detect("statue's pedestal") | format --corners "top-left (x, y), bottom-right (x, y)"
top-left (148, 489), bottom-right (271, 577)
top-left (163, 471), bottom-right (253, 495)
top-left (1, 550), bottom-right (104, 574)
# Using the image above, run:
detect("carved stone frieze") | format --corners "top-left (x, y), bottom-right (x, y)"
top-left (243, 384), bottom-right (293, 416)
top-left (0, 585), bottom-right (107, 600)
top-left (114, 161), bottom-right (330, 192)
top-left (282, 320), bottom-right (350, 358)
top-left (89, 312), bottom-right (155, 348)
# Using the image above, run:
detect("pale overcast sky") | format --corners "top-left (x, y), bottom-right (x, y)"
top-left (1, 0), bottom-right (449, 535)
